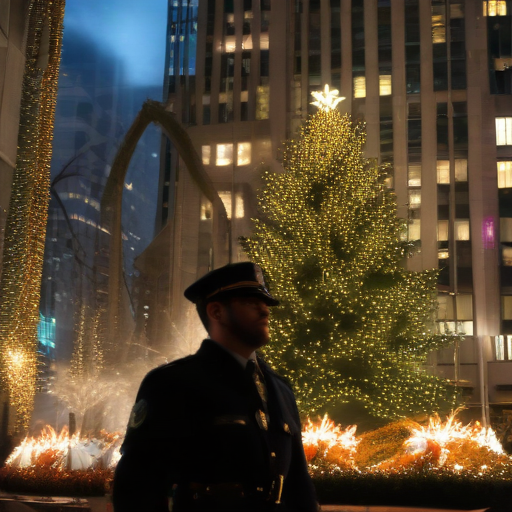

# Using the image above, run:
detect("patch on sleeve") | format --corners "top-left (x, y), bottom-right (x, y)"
top-left (128, 399), bottom-right (148, 429)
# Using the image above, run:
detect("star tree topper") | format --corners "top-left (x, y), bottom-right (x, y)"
top-left (310, 84), bottom-right (345, 111)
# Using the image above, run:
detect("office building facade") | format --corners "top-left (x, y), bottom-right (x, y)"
top-left (143, 0), bottom-right (512, 423)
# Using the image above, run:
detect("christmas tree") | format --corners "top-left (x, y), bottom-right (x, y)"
top-left (243, 86), bottom-right (458, 423)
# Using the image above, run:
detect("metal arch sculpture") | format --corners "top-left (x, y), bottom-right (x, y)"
top-left (99, 100), bottom-right (228, 357)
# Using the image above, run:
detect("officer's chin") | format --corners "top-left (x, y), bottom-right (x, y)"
top-left (242, 331), bottom-right (269, 349)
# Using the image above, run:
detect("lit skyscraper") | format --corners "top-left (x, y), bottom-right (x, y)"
top-left (140, 0), bottom-right (512, 426)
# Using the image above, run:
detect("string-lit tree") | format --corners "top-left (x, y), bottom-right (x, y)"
top-left (243, 86), bottom-right (459, 424)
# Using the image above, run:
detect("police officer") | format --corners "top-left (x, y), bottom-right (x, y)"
top-left (113, 262), bottom-right (319, 512)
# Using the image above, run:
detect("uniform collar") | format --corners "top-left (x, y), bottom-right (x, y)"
top-left (208, 338), bottom-right (256, 368)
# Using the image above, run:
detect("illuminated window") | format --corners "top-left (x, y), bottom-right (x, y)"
top-left (438, 321), bottom-right (473, 336)
top-left (224, 35), bottom-right (236, 52)
top-left (200, 198), bottom-right (212, 220)
top-left (216, 144), bottom-right (233, 166)
top-left (484, 1), bottom-right (507, 16)
top-left (237, 142), bottom-right (251, 166)
top-left (501, 218), bottom-right (512, 242)
top-left (455, 159), bottom-right (468, 182)
top-left (218, 191), bottom-right (232, 219)
top-left (495, 335), bottom-right (505, 359)
top-left (408, 189), bottom-right (421, 209)
top-left (460, 321), bottom-right (473, 335)
top-left (235, 191), bottom-right (245, 218)
top-left (260, 32), bottom-right (269, 50)
top-left (408, 219), bottom-right (420, 241)
top-left (504, 296), bottom-right (512, 320)
top-left (455, 219), bottom-right (470, 240)
top-left (498, 161), bottom-right (512, 188)
top-left (437, 160), bottom-right (450, 184)
top-left (379, 75), bottom-right (392, 96)
top-left (218, 191), bottom-right (244, 219)
top-left (437, 294), bottom-right (454, 319)
top-left (242, 34), bottom-right (253, 50)
top-left (256, 85), bottom-right (269, 120)
top-left (408, 164), bottom-right (421, 186)
top-left (202, 95), bottom-right (210, 105)
top-left (503, 246), bottom-right (512, 266)
top-left (202, 145), bottom-right (211, 165)
top-left (431, 7), bottom-right (446, 43)
top-left (438, 220), bottom-right (449, 241)
top-left (496, 117), bottom-right (512, 145)
top-left (438, 249), bottom-right (449, 259)
top-left (457, 294), bottom-right (473, 320)
top-left (240, 91), bottom-right (249, 102)
top-left (353, 76), bottom-right (366, 98)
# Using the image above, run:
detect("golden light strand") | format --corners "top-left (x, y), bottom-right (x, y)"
top-left (244, 101), bottom-right (459, 422)
top-left (0, 0), bottom-right (66, 433)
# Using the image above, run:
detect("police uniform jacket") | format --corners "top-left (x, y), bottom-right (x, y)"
top-left (112, 339), bottom-right (318, 512)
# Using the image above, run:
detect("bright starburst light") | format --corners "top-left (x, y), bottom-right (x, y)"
top-left (310, 84), bottom-right (345, 111)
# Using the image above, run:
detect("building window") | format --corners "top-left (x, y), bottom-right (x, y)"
top-left (504, 296), bottom-right (512, 320)
top-left (216, 144), bottom-right (233, 166)
top-left (408, 189), bottom-right (421, 209)
top-left (455, 219), bottom-right (470, 240)
top-left (431, 5), bottom-right (446, 43)
top-left (235, 191), bottom-right (245, 218)
top-left (218, 191), bottom-right (232, 219)
top-left (503, 246), bottom-right (512, 265)
top-left (218, 190), bottom-right (244, 219)
top-left (438, 220), bottom-right (449, 241)
top-left (437, 160), bottom-right (450, 184)
top-left (501, 218), bottom-right (512, 242)
top-left (498, 161), bottom-right (512, 188)
top-left (200, 198), bottom-right (212, 220)
top-left (408, 219), bottom-right (420, 240)
top-left (455, 159), bottom-right (468, 182)
top-left (202, 145), bottom-right (211, 165)
top-left (457, 294), bottom-right (473, 320)
top-left (437, 294), bottom-right (454, 319)
top-left (237, 143), bottom-right (251, 166)
top-left (496, 117), bottom-right (512, 145)
top-left (379, 75), bottom-right (392, 95)
top-left (494, 334), bottom-right (512, 360)
top-left (438, 321), bottom-right (473, 335)
top-left (408, 164), bottom-right (421, 186)
top-left (256, 85), bottom-right (269, 120)
top-left (353, 76), bottom-right (366, 98)
top-left (484, 1), bottom-right (507, 16)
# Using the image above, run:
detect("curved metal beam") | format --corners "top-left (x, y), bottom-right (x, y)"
top-left (99, 100), bottom-right (227, 358)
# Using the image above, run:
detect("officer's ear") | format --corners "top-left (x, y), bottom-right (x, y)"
top-left (206, 301), bottom-right (224, 323)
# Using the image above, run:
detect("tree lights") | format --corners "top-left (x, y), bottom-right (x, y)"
top-left (243, 88), bottom-right (459, 422)
top-left (0, 0), bottom-right (65, 433)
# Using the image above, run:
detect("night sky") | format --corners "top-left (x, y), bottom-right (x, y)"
top-left (63, 0), bottom-right (168, 87)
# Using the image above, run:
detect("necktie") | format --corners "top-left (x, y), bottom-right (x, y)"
top-left (246, 359), bottom-right (269, 430)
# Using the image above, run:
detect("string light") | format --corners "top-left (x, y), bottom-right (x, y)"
top-left (243, 88), bottom-right (459, 421)
top-left (0, 0), bottom-right (65, 433)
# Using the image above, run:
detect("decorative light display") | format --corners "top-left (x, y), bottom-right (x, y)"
top-left (5, 426), bottom-right (121, 470)
top-left (243, 86), bottom-right (459, 420)
top-left (1, 411), bottom-right (510, 499)
top-left (303, 412), bottom-right (512, 477)
top-left (310, 84), bottom-right (345, 111)
top-left (0, 0), bottom-right (65, 433)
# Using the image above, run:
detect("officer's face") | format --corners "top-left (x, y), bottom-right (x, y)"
top-left (223, 296), bottom-right (270, 348)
